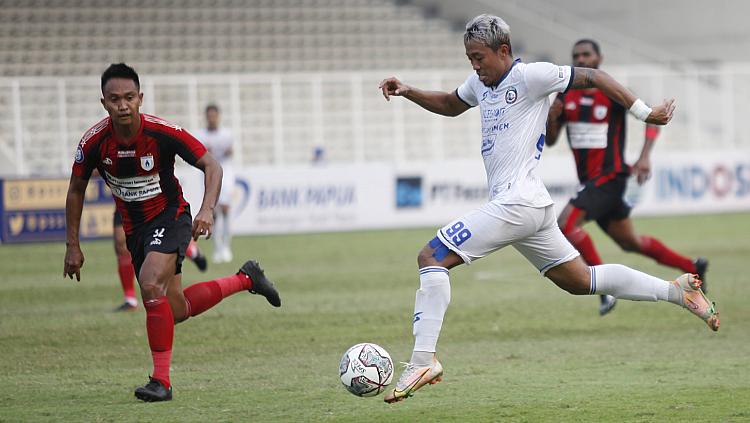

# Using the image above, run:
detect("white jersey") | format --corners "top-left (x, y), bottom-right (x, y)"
top-left (194, 127), bottom-right (234, 166)
top-left (456, 59), bottom-right (574, 207)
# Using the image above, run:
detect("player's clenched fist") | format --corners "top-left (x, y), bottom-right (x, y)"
top-left (379, 77), bottom-right (410, 101)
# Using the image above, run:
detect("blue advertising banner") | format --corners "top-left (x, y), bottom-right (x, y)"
top-left (0, 178), bottom-right (114, 244)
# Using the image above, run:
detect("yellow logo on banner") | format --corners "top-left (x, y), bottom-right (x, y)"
top-left (3, 179), bottom-right (69, 210)
top-left (9, 214), bottom-right (24, 235)
top-left (3, 178), bottom-right (108, 211)
top-left (79, 205), bottom-right (114, 238)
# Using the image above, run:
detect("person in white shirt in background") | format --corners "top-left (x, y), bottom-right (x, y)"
top-left (194, 104), bottom-right (235, 263)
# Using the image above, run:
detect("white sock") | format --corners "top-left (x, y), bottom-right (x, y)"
top-left (410, 351), bottom-right (434, 367)
top-left (213, 212), bottom-right (224, 254)
top-left (591, 264), bottom-right (673, 303)
top-left (412, 266), bottom-right (451, 361)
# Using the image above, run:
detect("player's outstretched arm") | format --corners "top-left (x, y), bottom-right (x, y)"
top-left (379, 77), bottom-right (470, 117)
top-left (64, 175), bottom-right (89, 281)
top-left (191, 152), bottom-right (222, 240)
top-left (571, 67), bottom-right (676, 125)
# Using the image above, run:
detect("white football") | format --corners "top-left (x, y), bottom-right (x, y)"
top-left (339, 343), bottom-right (394, 397)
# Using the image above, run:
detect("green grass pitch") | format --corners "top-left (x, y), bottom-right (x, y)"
top-left (1, 212), bottom-right (749, 422)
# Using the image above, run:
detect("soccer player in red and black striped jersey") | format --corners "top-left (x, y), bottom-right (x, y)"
top-left (546, 40), bottom-right (708, 316)
top-left (63, 63), bottom-right (281, 402)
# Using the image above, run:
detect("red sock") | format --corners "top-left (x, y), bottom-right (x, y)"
top-left (183, 273), bottom-right (252, 317)
top-left (186, 241), bottom-right (199, 259)
top-left (117, 254), bottom-right (137, 304)
top-left (566, 227), bottom-right (603, 265)
top-left (144, 297), bottom-right (174, 389)
top-left (639, 236), bottom-right (696, 273)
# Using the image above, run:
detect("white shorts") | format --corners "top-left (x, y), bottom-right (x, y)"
top-left (436, 202), bottom-right (579, 274)
top-left (218, 166), bottom-right (235, 207)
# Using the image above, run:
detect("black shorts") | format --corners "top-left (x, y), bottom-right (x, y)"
top-left (126, 209), bottom-right (192, 280)
top-left (569, 175), bottom-right (631, 230)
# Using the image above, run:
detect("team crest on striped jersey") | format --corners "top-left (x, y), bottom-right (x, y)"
top-left (140, 155), bottom-right (154, 171)
top-left (594, 105), bottom-right (608, 120)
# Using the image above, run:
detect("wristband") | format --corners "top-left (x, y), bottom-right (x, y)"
top-left (629, 99), bottom-right (652, 122)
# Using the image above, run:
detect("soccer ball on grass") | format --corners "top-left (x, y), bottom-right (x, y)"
top-left (339, 343), bottom-right (394, 397)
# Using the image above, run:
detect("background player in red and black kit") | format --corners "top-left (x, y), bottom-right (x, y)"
top-left (63, 63), bottom-right (281, 402)
top-left (546, 39), bottom-right (708, 316)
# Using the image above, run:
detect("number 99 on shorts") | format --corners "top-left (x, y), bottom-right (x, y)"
top-left (444, 221), bottom-right (472, 246)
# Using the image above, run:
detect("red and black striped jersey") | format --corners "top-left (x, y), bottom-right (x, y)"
top-left (557, 88), bottom-right (628, 185)
top-left (72, 114), bottom-right (207, 234)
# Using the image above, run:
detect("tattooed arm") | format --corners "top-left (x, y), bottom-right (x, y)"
top-left (571, 67), bottom-right (675, 125)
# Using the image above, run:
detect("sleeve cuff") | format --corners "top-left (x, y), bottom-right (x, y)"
top-left (454, 89), bottom-right (473, 108)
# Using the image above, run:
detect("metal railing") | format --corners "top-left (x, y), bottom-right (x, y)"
top-left (1, 63), bottom-right (748, 177)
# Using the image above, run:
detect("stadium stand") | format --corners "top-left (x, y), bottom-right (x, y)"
top-left (0, 0), bottom-right (467, 76)
top-left (0, 0), bottom-right (479, 174)
top-left (0, 0), bottom-right (746, 176)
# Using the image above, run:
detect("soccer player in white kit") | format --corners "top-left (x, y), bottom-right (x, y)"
top-left (378, 14), bottom-right (720, 404)
top-left (194, 104), bottom-right (235, 263)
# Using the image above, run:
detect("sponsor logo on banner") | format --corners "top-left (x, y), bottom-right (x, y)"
top-left (430, 182), bottom-right (486, 204)
top-left (656, 162), bottom-right (750, 200)
top-left (171, 154), bottom-right (750, 238)
top-left (256, 184), bottom-right (356, 210)
top-left (233, 179), bottom-right (251, 217)
top-left (5, 211), bottom-right (66, 237)
top-left (140, 155), bottom-right (154, 171)
top-left (396, 177), bottom-right (422, 208)
top-left (4, 179), bottom-right (70, 210)
top-left (1, 178), bottom-right (113, 243)
top-left (2, 206), bottom-right (112, 243)
top-left (9, 213), bottom-right (24, 235)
